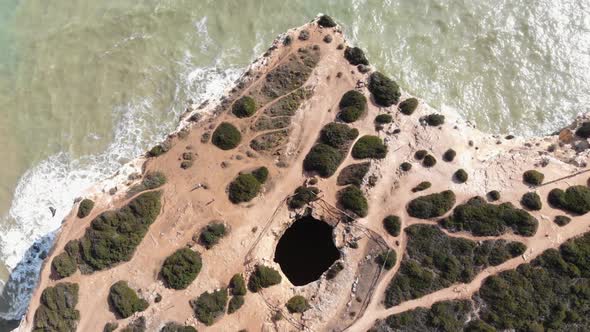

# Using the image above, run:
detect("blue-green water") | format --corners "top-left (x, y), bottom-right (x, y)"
top-left (0, 0), bottom-right (589, 328)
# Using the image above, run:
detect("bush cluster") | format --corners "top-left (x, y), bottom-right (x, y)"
top-left (376, 250), bottom-right (397, 270)
top-left (414, 150), bottom-right (427, 160)
top-left (326, 261), bottom-right (344, 280)
top-left (52, 252), bottom-right (77, 279)
top-left (337, 162), bottom-right (370, 187)
top-left (407, 190), bottom-right (456, 219)
top-left (77, 199), bottom-right (95, 218)
top-left (343, 47), bottom-right (369, 66)
top-left (523, 170), bottom-right (544, 185)
top-left (229, 273), bottom-right (247, 296)
top-left (338, 185), bottom-right (369, 217)
top-left (317, 15), bottom-right (337, 28)
top-left (228, 171), bottom-right (265, 204)
top-left (104, 322), bottom-right (118, 332)
top-left (440, 196), bottom-right (538, 237)
top-left (286, 295), bottom-right (310, 313)
top-left (252, 167), bottom-right (269, 183)
top-left (423, 113), bottom-right (445, 126)
top-left (78, 191), bottom-right (162, 271)
top-left (553, 215), bottom-right (571, 226)
top-left (212, 122), bottom-right (242, 150)
top-left (190, 288), bottom-right (228, 326)
top-left (575, 121), bottom-right (590, 138)
top-left (198, 222), bottom-right (227, 249)
top-left (160, 323), bottom-right (197, 332)
top-left (399, 98), bottom-right (418, 115)
top-left (227, 295), bottom-right (244, 314)
top-left (384, 224), bottom-right (526, 307)
top-left (128, 171), bottom-right (167, 196)
top-left (160, 248), bottom-right (202, 290)
top-left (319, 122), bottom-right (359, 148)
top-left (121, 317), bottom-right (146, 332)
top-left (375, 114), bottom-right (393, 124)
top-left (148, 143), bottom-right (169, 157)
top-left (232, 96), bottom-right (257, 118)
top-left (338, 90), bottom-right (367, 123)
top-left (303, 143), bottom-right (344, 178)
top-left (368, 72), bottom-right (401, 107)
top-left (108, 281), bottom-right (148, 319)
top-left (521, 192), bottom-right (542, 211)
top-left (548, 185), bottom-right (590, 214)
top-left (411, 181), bottom-right (431, 193)
top-left (487, 190), bottom-right (501, 201)
top-left (422, 155), bottom-right (436, 167)
top-left (443, 149), bottom-right (456, 162)
top-left (454, 169), bottom-right (468, 183)
top-left (383, 215), bottom-right (401, 237)
top-left (400, 162), bottom-right (412, 171)
top-left (248, 265), bottom-right (282, 292)
top-left (33, 282), bottom-right (80, 332)
top-left (351, 135), bottom-right (387, 159)
top-left (288, 186), bottom-right (320, 209)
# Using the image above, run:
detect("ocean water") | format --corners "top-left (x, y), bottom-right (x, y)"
top-left (0, 0), bottom-right (589, 327)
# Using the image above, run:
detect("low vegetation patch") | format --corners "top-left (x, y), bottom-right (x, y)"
top-left (160, 323), bottom-right (197, 332)
top-left (52, 252), bottom-right (77, 279)
top-left (127, 171), bottom-right (167, 196)
top-left (384, 224), bottom-right (526, 307)
top-left (33, 282), bottom-right (80, 332)
top-left (521, 192), bottom-right (542, 210)
top-left (548, 185), bottom-right (590, 215)
top-left (375, 114), bottom-right (393, 124)
top-left (232, 96), bottom-right (257, 118)
top-left (198, 222), bottom-right (227, 249)
top-left (351, 135), bottom-right (387, 159)
top-left (553, 215), bottom-right (571, 226)
top-left (368, 72), bottom-right (401, 107)
top-left (338, 90), bottom-right (367, 123)
top-left (523, 170), bottom-right (544, 185)
top-left (383, 215), bottom-right (401, 237)
top-left (77, 199), bottom-right (94, 218)
top-left (190, 288), bottom-right (228, 326)
top-left (286, 295), bottom-right (310, 313)
top-left (227, 295), bottom-right (244, 314)
top-left (454, 169), bottom-right (468, 183)
top-left (337, 162), bottom-right (370, 186)
top-left (108, 281), bottom-right (148, 319)
top-left (229, 273), bottom-right (247, 296)
top-left (303, 143), bottom-right (344, 178)
top-left (212, 122), bottom-right (242, 150)
top-left (248, 265), bottom-right (282, 292)
top-left (440, 196), bottom-right (538, 236)
top-left (344, 47), bottom-right (369, 66)
top-left (399, 98), bottom-right (418, 115)
top-left (423, 113), bottom-right (445, 126)
top-left (148, 143), bottom-right (169, 157)
top-left (407, 190), bottom-right (456, 219)
top-left (338, 185), bottom-right (369, 217)
top-left (376, 250), bottom-right (397, 270)
top-left (288, 186), bottom-right (320, 209)
top-left (160, 248), bottom-right (202, 290)
top-left (411, 181), bottom-right (431, 193)
top-left (442, 149), bottom-right (456, 162)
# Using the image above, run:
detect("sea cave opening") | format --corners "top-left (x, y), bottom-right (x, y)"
top-left (274, 216), bottom-right (340, 286)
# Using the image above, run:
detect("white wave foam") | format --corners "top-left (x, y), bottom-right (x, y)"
top-left (0, 65), bottom-right (241, 321)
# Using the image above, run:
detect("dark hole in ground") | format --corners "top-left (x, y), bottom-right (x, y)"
top-left (274, 216), bottom-right (340, 286)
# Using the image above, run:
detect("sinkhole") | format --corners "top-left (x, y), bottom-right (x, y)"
top-left (274, 216), bottom-right (341, 286)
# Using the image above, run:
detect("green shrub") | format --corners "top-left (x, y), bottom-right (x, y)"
top-left (286, 295), bottom-right (310, 313)
top-left (33, 282), bottom-right (80, 332)
top-left (440, 196), bottom-right (538, 236)
top-left (400, 162), bottom-right (412, 171)
top-left (548, 185), bottom-right (590, 214)
top-left (303, 143), bottom-right (344, 178)
top-left (407, 190), bottom-right (456, 219)
top-left (443, 149), bottom-right (456, 162)
top-left (344, 47), bottom-right (369, 66)
top-left (288, 186), bottom-right (320, 209)
top-left (422, 155), bottom-right (437, 167)
top-left (248, 265), bottom-right (282, 292)
top-left (128, 171), bottom-right (167, 196)
top-left (454, 169), bottom-right (468, 183)
top-left (121, 317), bottom-right (146, 332)
top-left (521, 192), bottom-right (542, 210)
top-left (374, 300), bottom-right (473, 331)
top-left (523, 170), bottom-right (544, 185)
top-left (160, 322), bottom-right (197, 332)
top-left (399, 98), bottom-right (418, 115)
top-left (104, 322), bottom-right (119, 332)
top-left (160, 248), bottom-right (202, 290)
top-left (376, 250), bottom-right (397, 270)
top-left (212, 122), bottom-right (242, 150)
top-left (228, 295), bottom-right (244, 314)
top-left (198, 222), bottom-right (227, 249)
top-left (337, 162), bottom-right (370, 186)
top-left (326, 262), bottom-right (344, 279)
top-left (252, 167), bottom-right (269, 184)
top-left (554, 215), bottom-right (571, 226)
top-left (148, 144), bottom-right (168, 157)
top-left (487, 190), bottom-right (500, 202)
top-left (108, 281), bottom-right (148, 318)
top-left (412, 181), bottom-right (431, 193)
top-left (338, 185), bottom-right (368, 217)
top-left (77, 199), bottom-right (95, 218)
top-left (229, 273), bottom-right (247, 296)
top-left (423, 113), bottom-right (445, 126)
top-left (575, 121), bottom-right (590, 138)
top-left (52, 252), bottom-right (77, 279)
top-left (352, 135), bottom-right (387, 159)
top-left (232, 96), bottom-right (257, 118)
top-left (414, 150), bottom-right (427, 160)
top-left (317, 15), bottom-right (337, 27)
top-left (375, 114), bottom-right (393, 124)
top-left (383, 215), bottom-right (401, 237)
top-left (190, 288), bottom-right (228, 326)
top-left (338, 90), bottom-right (367, 123)
top-left (368, 72), bottom-right (401, 107)
top-left (228, 173), bottom-right (262, 203)
top-left (319, 122), bottom-right (359, 148)
top-left (79, 191), bottom-right (162, 271)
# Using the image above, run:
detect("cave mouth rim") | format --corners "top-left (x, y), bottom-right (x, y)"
top-left (274, 215), bottom-right (341, 286)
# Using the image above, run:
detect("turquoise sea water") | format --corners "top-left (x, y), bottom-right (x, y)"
top-left (0, 0), bottom-right (588, 328)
